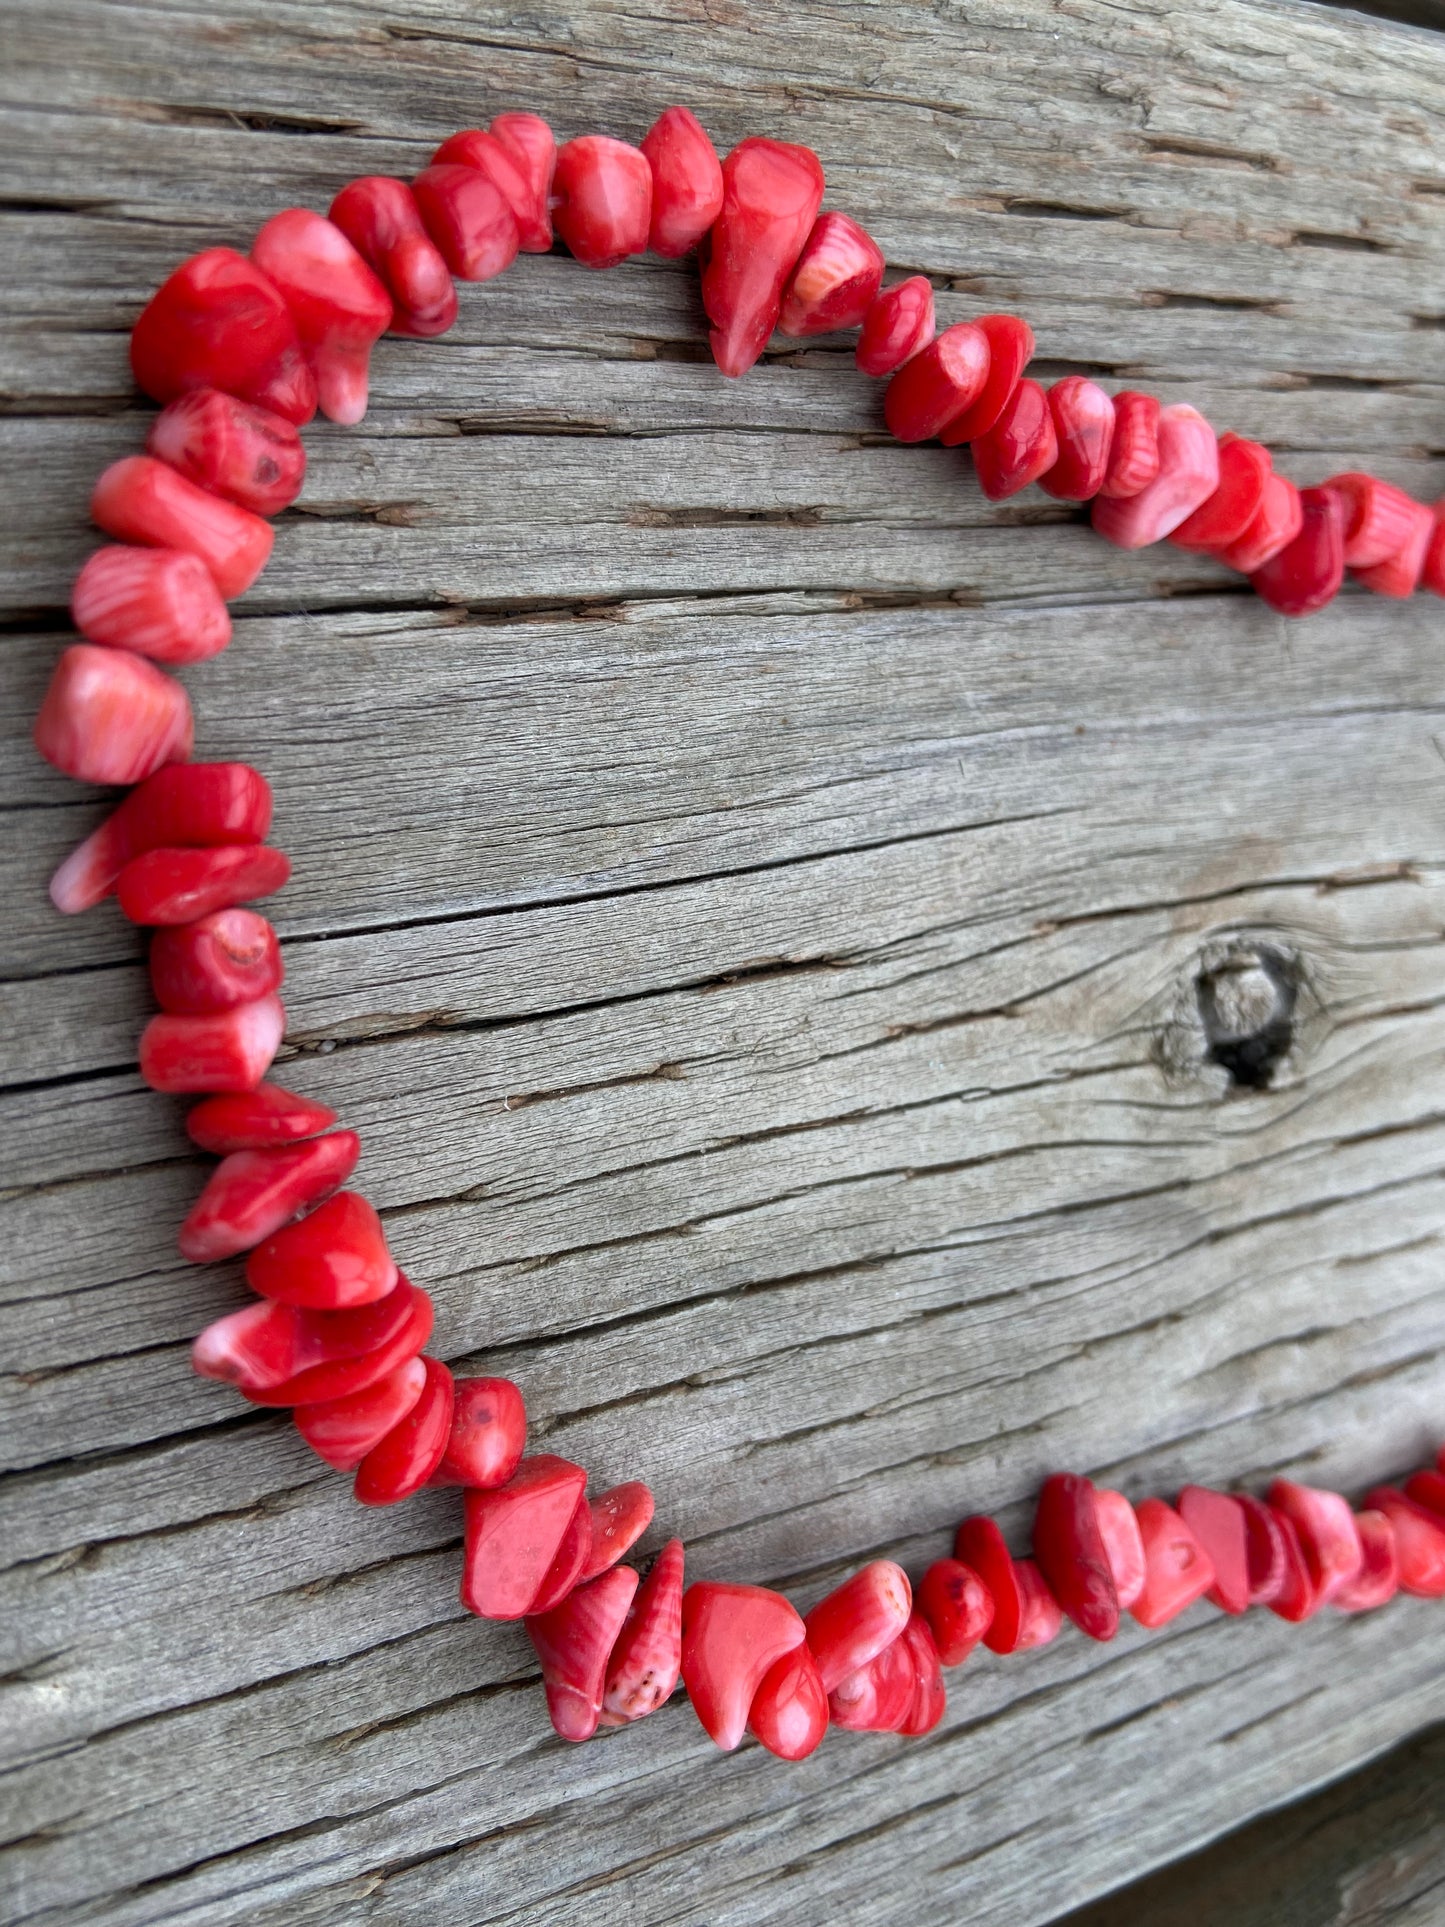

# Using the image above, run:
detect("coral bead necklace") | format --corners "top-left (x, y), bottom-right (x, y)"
top-left (33, 106), bottom-right (1445, 1760)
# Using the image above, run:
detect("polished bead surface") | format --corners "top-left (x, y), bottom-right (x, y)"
top-left (1092, 1489), bottom-right (1146, 1613)
top-left (603, 1537), bottom-right (685, 1724)
top-left (1362, 1488), bottom-right (1445, 1597)
top-left (92, 455), bottom-right (273, 599)
top-left (71, 545), bottom-right (232, 665)
top-left (578, 1482), bottom-right (655, 1583)
top-left (147, 388), bottom-right (307, 515)
top-left (640, 105), bottom-right (723, 258)
top-left (186, 1081), bottom-right (337, 1153)
top-left (354, 1355), bottom-right (453, 1505)
top-left (748, 1641), bottom-right (829, 1758)
top-left (954, 1515), bottom-right (1024, 1654)
top-left (915, 1557), bottom-right (994, 1666)
top-left (526, 1494), bottom-right (595, 1618)
top-left (882, 321), bottom-right (989, 443)
top-left (1217, 472), bottom-right (1302, 574)
top-left (461, 1455), bottom-right (589, 1620)
top-left (1251, 485), bottom-right (1345, 617)
top-left (1169, 434), bottom-right (1271, 553)
top-left (117, 844), bottom-right (290, 925)
top-left (295, 1356), bottom-right (429, 1469)
top-left (1264, 1508), bottom-right (1322, 1622)
top-left (897, 1614), bottom-right (946, 1735)
top-left (680, 1580), bottom-right (807, 1751)
top-left (828, 1626), bottom-right (915, 1732)
top-left (176, 1127), bottom-right (359, 1261)
top-left (1097, 390), bottom-right (1160, 500)
top-left (488, 113), bottom-right (557, 252)
top-left (971, 376), bottom-right (1059, 501)
top-left (551, 136), bottom-right (652, 270)
top-left (1177, 1486), bottom-right (1249, 1615)
top-left (245, 1281), bottom-right (432, 1407)
top-left (1032, 1471), bottom-right (1119, 1640)
top-left (1352, 494), bottom-right (1435, 597)
top-left (150, 908), bottom-right (283, 1013)
top-left (1333, 1510), bottom-right (1399, 1613)
top-left (129, 246), bottom-right (317, 424)
top-left (778, 211), bottom-right (883, 336)
top-left (1268, 1479), bottom-right (1365, 1606)
top-left (1423, 503), bottom-right (1445, 597)
top-left (701, 137), bottom-right (825, 378)
top-left (937, 313), bottom-right (1034, 447)
top-left (413, 164), bottom-right (520, 282)
top-left (139, 991), bottom-right (285, 1095)
top-left (1236, 1493), bottom-right (1289, 1607)
top-left (1327, 470), bottom-right (1429, 568)
top-left (245, 1189), bottom-right (396, 1309)
top-left (855, 275), bottom-right (935, 378)
top-left (1130, 1498), bottom-right (1216, 1628)
top-left (1038, 376), bottom-right (1114, 501)
top-left (431, 1376), bottom-right (527, 1489)
top-left (802, 1559), bottom-right (912, 1693)
top-left (252, 209), bottom-right (393, 426)
top-left (1012, 1557), bottom-right (1062, 1650)
top-left (1092, 404), bottom-right (1219, 550)
top-left (432, 130), bottom-right (546, 252)
top-left (50, 761), bottom-right (269, 915)
top-left (329, 176), bottom-right (460, 336)
top-left (528, 1564), bottom-right (641, 1742)
top-left (34, 643), bottom-right (192, 787)
top-left (192, 1275), bottom-right (418, 1394)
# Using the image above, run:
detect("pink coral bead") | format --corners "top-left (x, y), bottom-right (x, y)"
top-left (551, 135), bottom-right (652, 270)
top-left (71, 545), bottom-right (232, 665)
top-left (856, 276), bottom-right (934, 378)
top-left (34, 644), bottom-right (192, 787)
top-left (1091, 404), bottom-right (1219, 549)
top-left (640, 105), bottom-right (723, 259)
top-left (778, 211), bottom-right (884, 337)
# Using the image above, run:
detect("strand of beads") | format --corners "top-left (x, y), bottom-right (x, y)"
top-left (32, 103), bottom-right (1445, 1757)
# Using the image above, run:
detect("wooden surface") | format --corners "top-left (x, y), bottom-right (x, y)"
top-left (2, 1), bottom-right (1444, 1921)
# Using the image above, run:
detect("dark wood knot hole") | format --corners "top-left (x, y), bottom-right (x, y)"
top-left (1195, 943), bottom-right (1299, 1091)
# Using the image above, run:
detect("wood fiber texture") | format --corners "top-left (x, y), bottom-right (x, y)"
top-left (1, 1), bottom-right (1443, 1922)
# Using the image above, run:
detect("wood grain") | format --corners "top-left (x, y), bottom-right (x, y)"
top-left (1, 0), bottom-right (1443, 1922)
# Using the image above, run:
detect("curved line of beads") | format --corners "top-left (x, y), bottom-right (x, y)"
top-left (33, 106), bottom-right (1445, 1757)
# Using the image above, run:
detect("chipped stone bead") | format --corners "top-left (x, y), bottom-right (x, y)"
top-left (1038, 376), bottom-right (1114, 501)
top-left (295, 1355), bottom-right (429, 1469)
top-left (916, 1557), bottom-right (994, 1665)
top-left (117, 844), bottom-right (291, 925)
top-left (92, 456), bottom-right (274, 599)
top-left (898, 1613), bottom-right (946, 1735)
top-left (1177, 1485), bottom-right (1249, 1615)
top-left (245, 1189), bottom-right (397, 1309)
top-left (1251, 485), bottom-right (1345, 617)
top-left (681, 1580), bottom-right (806, 1751)
top-left (1217, 472), bottom-right (1302, 574)
top-left (186, 1082), bottom-right (337, 1154)
top-left (1097, 390), bottom-right (1160, 500)
top-left (462, 1455), bottom-right (589, 1620)
top-left (71, 545), bottom-right (232, 665)
top-left (328, 176), bottom-right (460, 337)
top-left (602, 1537), bottom-right (685, 1724)
top-left (1032, 1471), bottom-right (1118, 1641)
top-left (430, 1376), bottom-right (527, 1490)
top-left (701, 136), bottom-right (825, 378)
top-left (432, 130), bottom-right (551, 252)
top-left (1363, 1487), bottom-right (1445, 1597)
top-left (245, 1281), bottom-right (432, 1408)
top-left (1265, 1507), bottom-right (1322, 1622)
top-left (855, 275), bottom-right (934, 378)
top-left (1327, 470), bottom-right (1430, 568)
top-left (1268, 1479), bottom-right (1365, 1605)
top-left (803, 1559), bottom-right (912, 1692)
top-left (640, 105), bottom-right (723, 258)
top-left (1236, 1493), bottom-right (1290, 1607)
top-left (1422, 501), bottom-right (1445, 597)
top-left (1092, 1490), bottom-right (1146, 1613)
top-left (954, 1515), bottom-right (1025, 1654)
top-left (149, 908), bottom-right (283, 1013)
top-left (147, 389), bottom-right (307, 516)
top-left (130, 246), bottom-right (317, 425)
top-left (50, 761), bottom-right (269, 915)
top-left (528, 1564), bottom-right (640, 1742)
top-left (971, 376), bottom-right (1059, 501)
top-left (1353, 495), bottom-right (1435, 598)
top-left (139, 992), bottom-right (285, 1095)
top-left (1092, 404), bottom-right (1219, 550)
top-left (413, 163), bottom-right (520, 282)
top-left (1332, 1510), bottom-right (1399, 1612)
top-left (488, 112), bottom-right (558, 252)
top-left (1169, 434), bottom-right (1271, 553)
top-left (938, 313), bottom-right (1034, 447)
top-left (882, 322), bottom-right (989, 443)
top-left (778, 211), bottom-right (884, 337)
top-left (1130, 1498), bottom-right (1216, 1628)
top-left (526, 1494), bottom-right (595, 1617)
top-left (353, 1355), bottom-right (454, 1505)
top-left (192, 1274), bottom-right (420, 1395)
top-left (578, 1482), bottom-right (655, 1583)
top-left (1012, 1558), bottom-right (1062, 1650)
top-left (251, 209), bottom-right (393, 426)
top-left (828, 1626), bottom-right (914, 1732)
top-left (176, 1128), bottom-right (360, 1261)
top-left (551, 135), bottom-right (652, 270)
top-left (35, 644), bottom-right (193, 787)
top-left (748, 1640), bottom-right (829, 1759)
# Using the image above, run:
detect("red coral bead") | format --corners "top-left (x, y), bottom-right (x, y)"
top-left (1252, 485), bottom-right (1345, 617)
top-left (150, 908), bottom-right (283, 1013)
top-left (1169, 434), bottom-right (1271, 553)
top-left (1326, 471), bottom-right (1429, 569)
top-left (1268, 1479), bottom-right (1365, 1605)
top-left (1405, 1469), bottom-right (1445, 1523)
top-left (1093, 405), bottom-right (1219, 549)
top-left (50, 760), bottom-right (269, 915)
top-left (938, 314), bottom-right (1034, 447)
top-left (778, 211), bottom-right (884, 337)
top-left (176, 1128), bottom-right (360, 1262)
top-left (551, 135), bottom-right (652, 271)
top-left (412, 164), bottom-right (521, 283)
top-left (1098, 390), bottom-right (1161, 500)
top-left (1422, 502), bottom-right (1445, 596)
top-left (1032, 1471), bottom-right (1119, 1640)
top-left (139, 992), bottom-right (285, 1094)
top-left (489, 112), bottom-right (558, 252)
top-left (192, 1273), bottom-right (418, 1394)
top-left (1353, 496), bottom-right (1435, 598)
top-left (1236, 1493), bottom-right (1290, 1606)
top-left (527, 1494), bottom-right (596, 1618)
top-left (971, 377), bottom-right (1059, 501)
top-left (1176, 1486), bottom-right (1250, 1615)
top-left (245, 1189), bottom-right (396, 1309)
top-left (430, 1376), bottom-right (527, 1490)
top-left (1218, 473), bottom-right (1303, 574)
top-left (578, 1481), bottom-right (655, 1583)
top-left (639, 105), bottom-right (723, 259)
top-left (882, 321), bottom-right (989, 443)
top-left (354, 1355), bottom-right (454, 1506)
top-left (1013, 1558), bottom-right (1063, 1650)
top-left (246, 1282), bottom-right (433, 1408)
top-left (186, 1081), bottom-right (337, 1153)
top-left (1129, 1498), bottom-right (1216, 1628)
top-left (954, 1516), bottom-right (1024, 1654)
top-left (462, 1455), bottom-right (590, 1620)
top-left (701, 137), bottom-right (825, 378)
top-left (1362, 1487), bottom-right (1445, 1597)
top-left (603, 1537), bottom-right (685, 1723)
top-left (130, 247), bottom-right (317, 425)
top-left (898, 1614), bottom-right (947, 1735)
top-left (749, 1640), bottom-right (829, 1758)
top-left (681, 1581), bottom-right (807, 1752)
top-left (328, 177), bottom-right (459, 338)
top-left (251, 209), bottom-right (393, 426)
top-left (916, 1557), bottom-right (994, 1666)
top-left (1265, 1508), bottom-right (1322, 1622)
top-left (1038, 376), bottom-right (1115, 501)
top-left (433, 130), bottom-right (547, 251)
top-left (828, 1626), bottom-right (915, 1732)
top-left (295, 1355), bottom-right (428, 1469)
top-left (855, 275), bottom-right (934, 379)
top-left (71, 545), bottom-right (232, 665)
top-left (803, 1559), bottom-right (912, 1692)
top-left (1092, 1489), bottom-right (1146, 1612)
top-left (34, 644), bottom-right (192, 787)
top-left (1333, 1510), bottom-right (1399, 1613)
top-left (528, 1564), bottom-right (641, 1742)
top-left (146, 389), bottom-right (306, 517)
top-left (92, 456), bottom-right (273, 599)
top-left (117, 844), bottom-right (290, 925)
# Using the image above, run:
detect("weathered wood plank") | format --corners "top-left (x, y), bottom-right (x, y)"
top-left (2, 0), bottom-right (1444, 1922)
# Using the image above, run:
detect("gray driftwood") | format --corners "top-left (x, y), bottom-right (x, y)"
top-left (2, 0), bottom-right (1444, 1921)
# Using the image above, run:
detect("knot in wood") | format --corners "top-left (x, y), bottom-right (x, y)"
top-left (1195, 942), bottom-right (1299, 1091)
